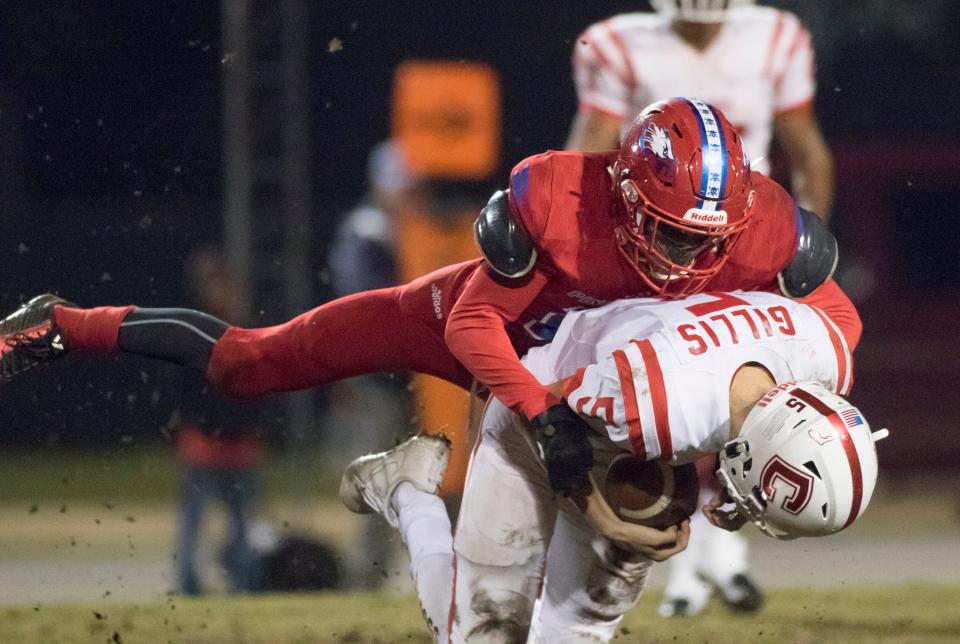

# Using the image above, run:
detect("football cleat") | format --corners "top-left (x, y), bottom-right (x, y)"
top-left (658, 584), bottom-right (712, 618)
top-left (0, 294), bottom-right (71, 382)
top-left (717, 573), bottom-right (764, 613)
top-left (657, 598), bottom-right (691, 618)
top-left (339, 433), bottom-right (451, 526)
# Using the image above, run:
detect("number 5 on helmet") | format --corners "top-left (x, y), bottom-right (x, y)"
top-left (717, 381), bottom-right (888, 540)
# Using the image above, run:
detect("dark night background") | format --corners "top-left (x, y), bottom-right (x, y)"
top-left (1, 2), bottom-right (959, 468)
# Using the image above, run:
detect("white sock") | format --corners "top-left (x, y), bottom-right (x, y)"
top-left (393, 482), bottom-right (454, 642)
top-left (698, 521), bottom-right (749, 587)
top-left (692, 486), bottom-right (749, 588)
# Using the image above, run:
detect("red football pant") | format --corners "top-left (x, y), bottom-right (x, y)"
top-left (208, 273), bottom-right (474, 399)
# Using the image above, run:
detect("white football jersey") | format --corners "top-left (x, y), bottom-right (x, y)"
top-left (521, 291), bottom-right (851, 464)
top-left (573, 6), bottom-right (815, 172)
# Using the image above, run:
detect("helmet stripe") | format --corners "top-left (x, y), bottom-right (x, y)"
top-left (684, 98), bottom-right (728, 206)
top-left (790, 387), bottom-right (864, 529)
top-left (706, 103), bottom-right (729, 199)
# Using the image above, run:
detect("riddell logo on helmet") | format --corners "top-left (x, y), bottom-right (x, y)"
top-left (683, 208), bottom-right (728, 224)
top-left (757, 380), bottom-right (799, 408)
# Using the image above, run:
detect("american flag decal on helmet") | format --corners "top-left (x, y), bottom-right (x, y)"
top-left (683, 97), bottom-right (728, 210)
top-left (840, 408), bottom-right (864, 427)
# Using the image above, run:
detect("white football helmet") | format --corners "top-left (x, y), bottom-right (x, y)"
top-left (717, 381), bottom-right (888, 540)
top-left (650, 0), bottom-right (755, 24)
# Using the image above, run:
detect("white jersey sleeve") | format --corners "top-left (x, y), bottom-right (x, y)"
top-left (769, 11), bottom-right (816, 114)
top-left (563, 338), bottom-right (672, 460)
top-left (572, 20), bottom-right (635, 120)
top-left (561, 292), bottom-right (853, 463)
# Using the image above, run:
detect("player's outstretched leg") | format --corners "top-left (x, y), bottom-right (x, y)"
top-left (2, 270), bottom-right (473, 398)
top-left (0, 294), bottom-right (228, 383)
top-left (340, 433), bottom-right (454, 642)
top-left (0, 294), bottom-right (73, 381)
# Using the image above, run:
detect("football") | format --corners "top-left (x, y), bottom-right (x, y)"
top-left (602, 455), bottom-right (700, 530)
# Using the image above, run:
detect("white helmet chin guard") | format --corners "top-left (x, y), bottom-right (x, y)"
top-left (718, 381), bottom-right (889, 540)
top-left (650, 0), bottom-right (755, 24)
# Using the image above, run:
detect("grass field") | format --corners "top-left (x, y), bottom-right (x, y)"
top-left (4, 585), bottom-right (960, 643)
top-left (3, 449), bottom-right (960, 642)
top-left (0, 446), bottom-right (345, 503)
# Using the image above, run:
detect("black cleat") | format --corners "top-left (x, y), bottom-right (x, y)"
top-left (0, 294), bottom-right (71, 382)
top-left (720, 573), bottom-right (764, 613)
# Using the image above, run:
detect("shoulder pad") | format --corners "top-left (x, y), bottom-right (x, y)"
top-left (474, 190), bottom-right (537, 278)
top-left (778, 208), bottom-right (838, 298)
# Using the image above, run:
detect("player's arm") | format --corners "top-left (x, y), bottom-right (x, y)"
top-left (770, 14), bottom-right (833, 218)
top-left (444, 264), bottom-right (552, 418)
top-left (451, 160), bottom-right (598, 495)
top-left (798, 278), bottom-right (862, 351)
top-left (565, 108), bottom-right (622, 151)
top-left (774, 104), bottom-right (834, 219)
top-left (449, 168), bottom-right (555, 420)
top-left (572, 472), bottom-right (690, 560)
top-left (566, 22), bottom-right (631, 151)
top-left (445, 262), bottom-right (596, 495)
top-left (524, 381), bottom-right (690, 560)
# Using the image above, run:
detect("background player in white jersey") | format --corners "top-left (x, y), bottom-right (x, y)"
top-left (567, 0), bottom-right (833, 219)
top-left (341, 285), bottom-right (884, 642)
top-left (567, 0), bottom-right (836, 614)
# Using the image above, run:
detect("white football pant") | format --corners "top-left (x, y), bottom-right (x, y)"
top-left (449, 399), bottom-right (653, 643)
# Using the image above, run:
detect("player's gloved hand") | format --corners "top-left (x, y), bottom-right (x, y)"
top-left (531, 403), bottom-right (594, 496)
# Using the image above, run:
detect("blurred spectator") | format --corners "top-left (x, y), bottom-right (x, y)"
top-left (172, 247), bottom-right (266, 595)
top-left (324, 140), bottom-right (420, 588)
top-left (566, 0), bottom-right (835, 617)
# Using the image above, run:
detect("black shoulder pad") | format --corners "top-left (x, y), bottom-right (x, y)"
top-left (474, 189), bottom-right (537, 278)
top-left (778, 208), bottom-right (838, 298)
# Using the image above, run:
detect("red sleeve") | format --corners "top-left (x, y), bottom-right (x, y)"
top-left (444, 264), bottom-right (559, 420)
top-left (442, 153), bottom-right (563, 420)
top-left (797, 279), bottom-right (862, 352)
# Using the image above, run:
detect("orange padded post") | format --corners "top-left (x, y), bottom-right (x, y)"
top-left (391, 60), bottom-right (500, 497)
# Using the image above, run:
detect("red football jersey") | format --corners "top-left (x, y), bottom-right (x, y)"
top-left (445, 151), bottom-right (799, 420)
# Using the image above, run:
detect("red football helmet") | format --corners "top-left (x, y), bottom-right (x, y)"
top-left (613, 97), bottom-right (756, 296)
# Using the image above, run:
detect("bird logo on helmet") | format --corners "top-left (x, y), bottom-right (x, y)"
top-left (613, 97), bottom-right (756, 296)
top-left (650, 0), bottom-right (756, 24)
top-left (640, 123), bottom-right (678, 184)
top-left (717, 381), bottom-right (889, 540)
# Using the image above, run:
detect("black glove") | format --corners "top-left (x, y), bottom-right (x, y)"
top-left (531, 403), bottom-right (594, 496)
